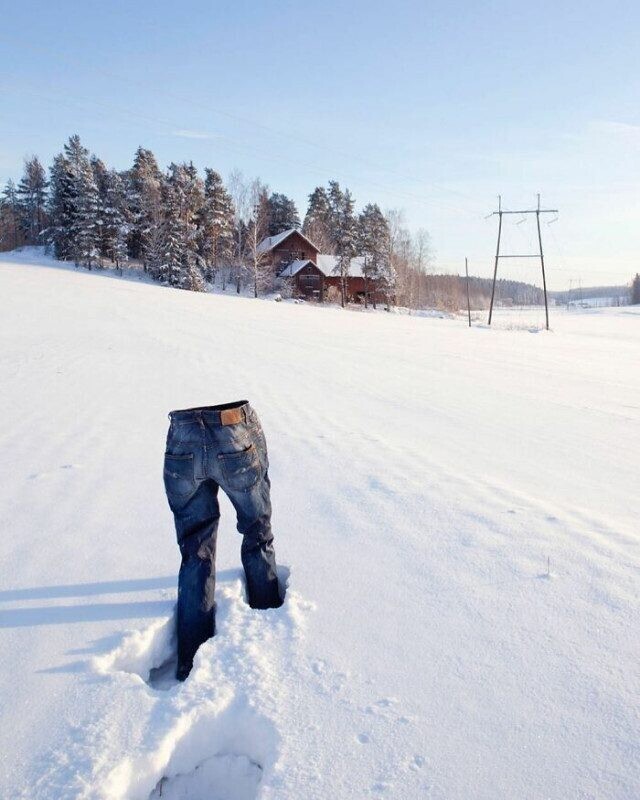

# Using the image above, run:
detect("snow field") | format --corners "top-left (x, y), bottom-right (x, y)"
top-left (0, 251), bottom-right (638, 799)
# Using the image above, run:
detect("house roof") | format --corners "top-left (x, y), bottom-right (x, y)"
top-left (257, 228), bottom-right (319, 254)
top-left (278, 259), bottom-right (317, 277)
top-left (316, 254), bottom-right (367, 278)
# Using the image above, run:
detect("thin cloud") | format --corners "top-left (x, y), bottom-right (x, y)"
top-left (589, 120), bottom-right (640, 143)
top-left (172, 129), bottom-right (216, 140)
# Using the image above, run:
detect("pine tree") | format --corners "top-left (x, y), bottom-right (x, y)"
top-left (158, 164), bottom-right (204, 290)
top-left (16, 157), bottom-right (48, 245)
top-left (99, 169), bottom-right (129, 269)
top-left (303, 186), bottom-right (333, 252)
top-left (47, 135), bottom-right (99, 266)
top-left (73, 156), bottom-right (100, 268)
top-left (158, 179), bottom-right (185, 287)
top-left (199, 169), bottom-right (235, 282)
top-left (333, 188), bottom-right (357, 307)
top-left (358, 203), bottom-right (393, 309)
top-left (631, 273), bottom-right (640, 305)
top-left (127, 147), bottom-right (164, 267)
top-left (1, 181), bottom-right (21, 250)
top-left (266, 192), bottom-right (300, 236)
top-left (47, 153), bottom-right (78, 260)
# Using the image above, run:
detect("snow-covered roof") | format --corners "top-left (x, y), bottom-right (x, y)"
top-left (278, 259), bottom-right (317, 277)
top-left (316, 255), bottom-right (367, 278)
top-left (257, 229), bottom-right (319, 254)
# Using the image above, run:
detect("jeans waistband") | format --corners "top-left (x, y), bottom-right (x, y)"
top-left (169, 400), bottom-right (253, 426)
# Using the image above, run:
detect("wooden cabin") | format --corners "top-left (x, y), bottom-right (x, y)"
top-left (257, 228), bottom-right (385, 303)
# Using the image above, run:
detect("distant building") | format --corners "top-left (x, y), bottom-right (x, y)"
top-left (257, 228), bottom-right (384, 303)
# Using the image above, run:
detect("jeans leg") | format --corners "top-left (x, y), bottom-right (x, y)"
top-left (227, 471), bottom-right (282, 609)
top-left (173, 482), bottom-right (220, 676)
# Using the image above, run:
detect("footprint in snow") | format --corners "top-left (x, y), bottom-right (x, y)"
top-left (149, 752), bottom-right (262, 800)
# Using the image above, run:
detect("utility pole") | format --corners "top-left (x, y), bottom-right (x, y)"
top-left (487, 194), bottom-right (557, 330)
top-left (465, 257), bottom-right (471, 327)
top-left (535, 193), bottom-right (550, 330)
top-left (488, 195), bottom-right (502, 326)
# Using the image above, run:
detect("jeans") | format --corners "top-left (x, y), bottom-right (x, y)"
top-left (163, 401), bottom-right (282, 678)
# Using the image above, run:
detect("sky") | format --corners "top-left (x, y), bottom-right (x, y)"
top-left (1, 0), bottom-right (638, 289)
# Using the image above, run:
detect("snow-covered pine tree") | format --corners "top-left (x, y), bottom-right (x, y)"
top-left (328, 180), bottom-right (346, 251)
top-left (16, 157), bottom-right (48, 245)
top-left (158, 178), bottom-right (185, 288)
top-left (127, 147), bottom-right (164, 268)
top-left (99, 169), bottom-right (129, 269)
top-left (199, 169), bottom-right (235, 283)
top-left (303, 186), bottom-right (333, 253)
top-left (1, 180), bottom-right (21, 250)
top-left (358, 203), bottom-right (392, 309)
top-left (73, 158), bottom-right (100, 268)
top-left (49, 135), bottom-right (98, 267)
top-left (159, 164), bottom-right (204, 291)
top-left (631, 273), bottom-right (640, 305)
top-left (266, 192), bottom-right (300, 236)
top-left (333, 188), bottom-right (357, 307)
top-left (47, 152), bottom-right (79, 260)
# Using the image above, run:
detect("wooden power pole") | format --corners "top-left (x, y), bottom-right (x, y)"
top-left (487, 194), bottom-right (557, 330)
top-left (465, 257), bottom-right (471, 327)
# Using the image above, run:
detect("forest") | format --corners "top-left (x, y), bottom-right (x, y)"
top-left (0, 135), bottom-right (551, 310)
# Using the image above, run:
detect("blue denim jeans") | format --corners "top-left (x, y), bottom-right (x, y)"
top-left (163, 401), bottom-right (282, 678)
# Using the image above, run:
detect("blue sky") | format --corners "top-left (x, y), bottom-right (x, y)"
top-left (1, 0), bottom-right (638, 288)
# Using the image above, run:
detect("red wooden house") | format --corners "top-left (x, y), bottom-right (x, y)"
top-left (257, 228), bottom-right (385, 303)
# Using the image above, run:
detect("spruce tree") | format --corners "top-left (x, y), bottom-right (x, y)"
top-left (73, 157), bottom-right (100, 268)
top-left (159, 164), bottom-right (204, 290)
top-left (358, 203), bottom-right (392, 308)
top-left (99, 170), bottom-right (129, 268)
top-left (16, 157), bottom-right (48, 245)
top-left (631, 273), bottom-right (640, 305)
top-left (334, 188), bottom-right (357, 307)
top-left (266, 192), bottom-right (300, 236)
top-left (47, 153), bottom-right (78, 260)
top-left (1, 181), bottom-right (21, 250)
top-left (303, 186), bottom-right (333, 252)
top-left (47, 135), bottom-right (100, 266)
top-left (199, 169), bottom-right (235, 282)
top-left (128, 147), bottom-right (164, 266)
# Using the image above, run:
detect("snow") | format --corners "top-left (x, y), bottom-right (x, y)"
top-left (256, 229), bottom-right (317, 254)
top-left (317, 253), bottom-right (367, 277)
top-left (0, 249), bottom-right (638, 800)
top-left (277, 259), bottom-right (315, 277)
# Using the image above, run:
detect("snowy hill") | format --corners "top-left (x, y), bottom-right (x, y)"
top-left (0, 251), bottom-right (638, 800)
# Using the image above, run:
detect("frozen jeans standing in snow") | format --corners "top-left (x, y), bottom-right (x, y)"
top-left (163, 401), bottom-right (283, 680)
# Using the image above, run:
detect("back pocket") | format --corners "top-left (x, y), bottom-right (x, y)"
top-left (163, 453), bottom-right (196, 498)
top-left (219, 445), bottom-right (260, 492)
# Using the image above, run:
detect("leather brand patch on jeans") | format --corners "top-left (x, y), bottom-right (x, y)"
top-left (163, 400), bottom-right (283, 679)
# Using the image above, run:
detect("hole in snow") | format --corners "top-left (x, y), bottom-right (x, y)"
top-left (148, 752), bottom-right (262, 800)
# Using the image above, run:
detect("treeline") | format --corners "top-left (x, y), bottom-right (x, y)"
top-left (0, 134), bottom-right (560, 310)
top-left (0, 136), bottom-right (404, 302)
top-left (551, 284), bottom-right (631, 304)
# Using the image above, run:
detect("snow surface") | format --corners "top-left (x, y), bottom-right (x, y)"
top-left (316, 253), bottom-right (367, 278)
top-left (256, 229), bottom-right (317, 255)
top-left (0, 250), bottom-right (638, 800)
